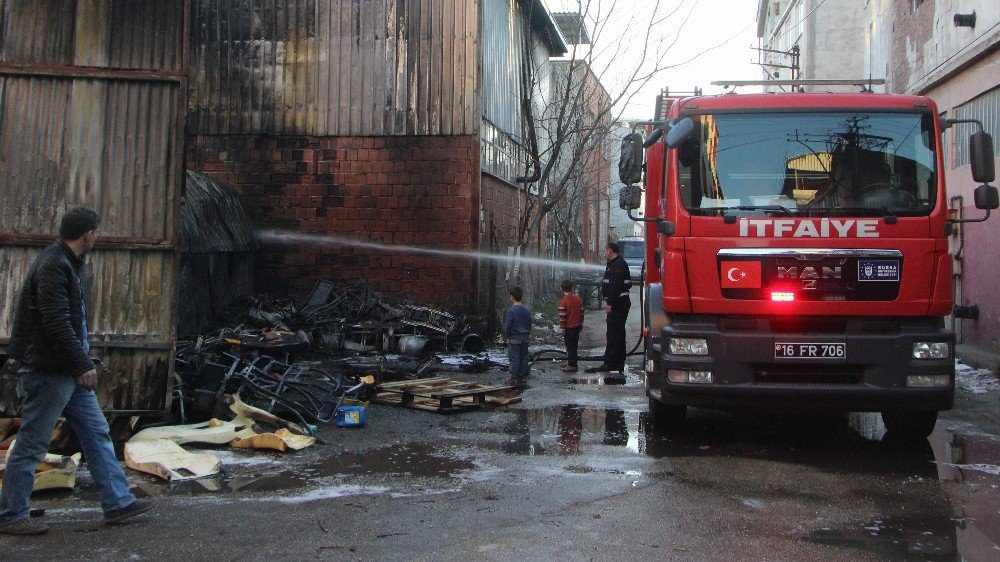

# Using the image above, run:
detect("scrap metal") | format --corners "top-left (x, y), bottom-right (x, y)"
top-left (172, 280), bottom-right (486, 427)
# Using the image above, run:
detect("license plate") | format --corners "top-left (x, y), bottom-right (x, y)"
top-left (774, 342), bottom-right (845, 359)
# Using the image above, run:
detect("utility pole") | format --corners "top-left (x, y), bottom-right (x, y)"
top-left (753, 44), bottom-right (800, 87)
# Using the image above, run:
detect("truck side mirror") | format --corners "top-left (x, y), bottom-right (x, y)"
top-left (974, 184), bottom-right (999, 210)
top-left (619, 184), bottom-right (642, 210)
top-left (619, 133), bottom-right (644, 185)
top-left (665, 118), bottom-right (695, 148)
top-left (970, 131), bottom-right (995, 183)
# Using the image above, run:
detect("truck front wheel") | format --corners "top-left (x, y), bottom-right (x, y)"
top-left (880, 410), bottom-right (938, 440)
top-left (649, 397), bottom-right (686, 433)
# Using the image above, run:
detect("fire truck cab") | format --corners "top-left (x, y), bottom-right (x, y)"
top-left (619, 84), bottom-right (998, 439)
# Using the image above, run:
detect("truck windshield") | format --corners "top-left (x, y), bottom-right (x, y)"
top-left (676, 111), bottom-right (937, 216)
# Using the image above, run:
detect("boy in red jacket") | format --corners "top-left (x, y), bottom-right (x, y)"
top-left (558, 280), bottom-right (585, 372)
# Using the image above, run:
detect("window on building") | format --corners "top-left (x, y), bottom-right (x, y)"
top-left (953, 87), bottom-right (1000, 169)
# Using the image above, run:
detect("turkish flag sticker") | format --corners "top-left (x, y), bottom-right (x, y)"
top-left (721, 261), bottom-right (762, 289)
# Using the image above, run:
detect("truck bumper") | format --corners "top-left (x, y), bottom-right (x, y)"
top-left (647, 315), bottom-right (954, 412)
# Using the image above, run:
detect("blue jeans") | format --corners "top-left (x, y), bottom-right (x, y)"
top-left (0, 369), bottom-right (135, 524)
top-left (507, 341), bottom-right (530, 381)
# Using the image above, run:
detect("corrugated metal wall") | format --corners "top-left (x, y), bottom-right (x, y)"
top-left (954, 86), bottom-right (1000, 168)
top-left (482, 0), bottom-right (524, 140)
top-left (0, 1), bottom-right (187, 413)
top-left (188, 0), bottom-right (479, 137)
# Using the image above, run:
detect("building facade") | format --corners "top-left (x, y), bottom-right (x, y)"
top-left (867, 0), bottom-right (999, 352)
top-left (757, 0), bottom-right (868, 90)
top-left (544, 60), bottom-right (611, 265)
top-left (758, 1), bottom-right (1000, 351)
top-left (187, 0), bottom-right (567, 313)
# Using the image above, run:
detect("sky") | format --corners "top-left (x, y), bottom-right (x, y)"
top-left (550, 0), bottom-right (764, 120)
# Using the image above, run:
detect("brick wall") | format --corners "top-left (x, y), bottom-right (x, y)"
top-left (187, 135), bottom-right (480, 311)
top-left (480, 174), bottom-right (523, 250)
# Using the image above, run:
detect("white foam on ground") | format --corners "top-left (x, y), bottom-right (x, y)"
top-left (274, 483), bottom-right (393, 504)
top-left (207, 449), bottom-right (281, 468)
top-left (940, 463), bottom-right (1000, 476)
top-left (437, 351), bottom-right (509, 367)
top-left (955, 360), bottom-right (999, 394)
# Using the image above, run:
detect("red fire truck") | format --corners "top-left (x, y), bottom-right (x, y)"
top-left (619, 81), bottom-right (998, 438)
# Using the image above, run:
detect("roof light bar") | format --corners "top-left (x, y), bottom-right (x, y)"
top-left (711, 79), bottom-right (886, 87)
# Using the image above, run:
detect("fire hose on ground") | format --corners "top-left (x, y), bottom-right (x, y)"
top-left (530, 263), bottom-right (647, 366)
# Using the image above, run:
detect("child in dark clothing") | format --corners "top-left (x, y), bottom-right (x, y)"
top-left (504, 286), bottom-right (532, 385)
top-left (558, 280), bottom-right (585, 372)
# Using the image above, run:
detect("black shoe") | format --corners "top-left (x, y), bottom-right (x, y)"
top-left (104, 499), bottom-right (154, 525)
top-left (585, 364), bottom-right (613, 373)
top-left (0, 518), bottom-right (49, 535)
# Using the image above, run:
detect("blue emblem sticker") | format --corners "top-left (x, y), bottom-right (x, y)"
top-left (858, 260), bottom-right (899, 281)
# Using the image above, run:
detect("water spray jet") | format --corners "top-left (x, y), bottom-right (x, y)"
top-left (256, 229), bottom-right (605, 273)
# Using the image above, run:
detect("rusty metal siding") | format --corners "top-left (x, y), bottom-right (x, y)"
top-left (0, 3), bottom-right (187, 413)
top-left (0, 247), bottom-right (175, 411)
top-left (188, 0), bottom-right (479, 136)
top-left (0, 77), bottom-right (180, 239)
top-left (0, 0), bottom-right (184, 71)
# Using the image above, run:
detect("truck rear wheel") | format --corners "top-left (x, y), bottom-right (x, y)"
top-left (880, 410), bottom-right (938, 440)
top-left (649, 397), bottom-right (686, 433)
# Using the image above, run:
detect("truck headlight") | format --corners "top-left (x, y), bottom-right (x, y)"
top-left (669, 338), bottom-right (708, 355)
top-left (912, 342), bottom-right (949, 359)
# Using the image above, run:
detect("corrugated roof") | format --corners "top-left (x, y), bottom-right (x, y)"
top-left (181, 171), bottom-right (257, 253)
top-left (526, 0), bottom-right (569, 56)
top-left (551, 12), bottom-right (590, 45)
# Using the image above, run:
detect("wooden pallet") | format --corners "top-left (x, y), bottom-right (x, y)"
top-left (373, 377), bottom-right (520, 413)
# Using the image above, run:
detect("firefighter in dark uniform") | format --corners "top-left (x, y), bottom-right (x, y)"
top-left (587, 242), bottom-right (631, 373)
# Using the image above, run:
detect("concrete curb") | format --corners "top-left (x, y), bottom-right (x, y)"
top-left (956, 342), bottom-right (1000, 374)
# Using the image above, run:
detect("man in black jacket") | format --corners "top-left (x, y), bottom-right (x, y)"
top-left (0, 207), bottom-right (152, 535)
top-left (586, 242), bottom-right (632, 373)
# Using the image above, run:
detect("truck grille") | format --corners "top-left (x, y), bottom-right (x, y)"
top-left (718, 248), bottom-right (902, 302)
top-left (752, 364), bottom-right (864, 386)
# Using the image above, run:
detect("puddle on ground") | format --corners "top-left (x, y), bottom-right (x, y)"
top-left (808, 516), bottom-right (956, 558)
top-left (498, 406), bottom-right (642, 456)
top-left (71, 443), bottom-right (476, 501)
top-left (566, 365), bottom-right (635, 385)
top-left (61, 406), bottom-right (999, 559)
top-left (301, 443), bottom-right (475, 479)
top-left (568, 375), bottom-right (627, 386)
top-left (928, 429), bottom-right (1000, 560)
top-left (843, 412), bottom-right (1000, 558)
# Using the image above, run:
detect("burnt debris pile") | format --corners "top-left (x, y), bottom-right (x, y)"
top-left (173, 281), bottom-right (487, 425)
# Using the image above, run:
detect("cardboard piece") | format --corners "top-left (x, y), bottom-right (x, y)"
top-left (220, 395), bottom-right (316, 452)
top-left (0, 448), bottom-right (82, 492)
top-left (129, 419), bottom-right (246, 445)
top-left (124, 439), bottom-right (221, 481)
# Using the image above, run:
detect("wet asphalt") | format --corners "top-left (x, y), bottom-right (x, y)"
top-left (3, 290), bottom-right (1000, 561)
